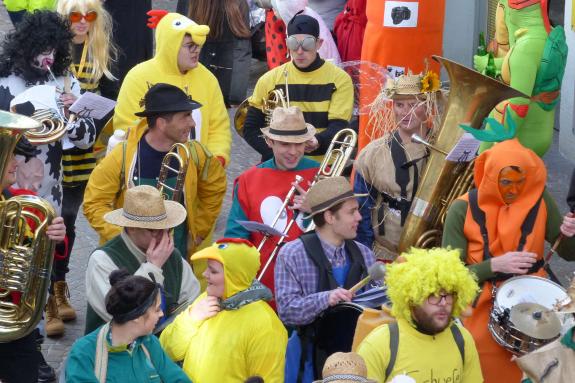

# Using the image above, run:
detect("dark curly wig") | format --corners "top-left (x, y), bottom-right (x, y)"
top-left (0, 11), bottom-right (73, 82)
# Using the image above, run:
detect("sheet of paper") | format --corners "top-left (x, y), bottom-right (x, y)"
top-left (69, 91), bottom-right (116, 120)
top-left (446, 132), bottom-right (481, 162)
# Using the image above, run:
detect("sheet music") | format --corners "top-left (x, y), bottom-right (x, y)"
top-left (446, 133), bottom-right (481, 162)
top-left (69, 91), bottom-right (116, 120)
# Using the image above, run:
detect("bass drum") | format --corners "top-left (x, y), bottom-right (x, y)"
top-left (315, 287), bottom-right (389, 355)
top-left (488, 275), bottom-right (575, 356)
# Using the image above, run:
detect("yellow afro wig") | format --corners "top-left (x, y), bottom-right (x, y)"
top-left (386, 247), bottom-right (479, 325)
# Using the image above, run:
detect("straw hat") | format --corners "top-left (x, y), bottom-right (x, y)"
top-left (261, 106), bottom-right (316, 143)
top-left (305, 177), bottom-right (367, 218)
top-left (313, 352), bottom-right (376, 383)
top-left (104, 185), bottom-right (187, 230)
top-left (383, 70), bottom-right (441, 98)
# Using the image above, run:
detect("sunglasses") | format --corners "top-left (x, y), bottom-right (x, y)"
top-left (286, 36), bottom-right (317, 52)
top-left (69, 11), bottom-right (98, 23)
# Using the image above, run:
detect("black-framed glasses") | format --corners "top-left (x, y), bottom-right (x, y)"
top-left (182, 42), bottom-right (201, 53)
top-left (427, 292), bottom-right (456, 305)
top-left (286, 36), bottom-right (317, 52)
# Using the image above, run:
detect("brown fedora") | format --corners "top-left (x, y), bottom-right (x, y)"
top-left (305, 177), bottom-right (367, 218)
top-left (313, 352), bottom-right (377, 383)
top-left (104, 185), bottom-right (187, 230)
top-left (260, 106), bottom-right (316, 143)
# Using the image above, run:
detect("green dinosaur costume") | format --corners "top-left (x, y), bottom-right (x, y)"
top-left (474, 0), bottom-right (568, 157)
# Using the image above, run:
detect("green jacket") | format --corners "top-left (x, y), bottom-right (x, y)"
top-left (66, 325), bottom-right (191, 382)
top-left (3, 0), bottom-right (56, 12)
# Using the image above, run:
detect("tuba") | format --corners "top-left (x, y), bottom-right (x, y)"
top-left (0, 111), bottom-right (57, 342)
top-left (157, 143), bottom-right (190, 203)
top-left (257, 128), bottom-right (357, 281)
top-left (397, 56), bottom-right (527, 252)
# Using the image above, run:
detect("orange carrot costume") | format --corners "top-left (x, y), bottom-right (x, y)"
top-left (358, 0), bottom-right (446, 150)
top-left (458, 139), bottom-right (548, 382)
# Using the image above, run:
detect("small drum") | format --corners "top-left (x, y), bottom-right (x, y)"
top-left (488, 275), bottom-right (575, 356)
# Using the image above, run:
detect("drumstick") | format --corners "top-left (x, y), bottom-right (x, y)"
top-left (349, 263), bottom-right (387, 294)
top-left (544, 209), bottom-right (575, 266)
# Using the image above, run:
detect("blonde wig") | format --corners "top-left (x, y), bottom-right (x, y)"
top-left (57, 0), bottom-right (116, 83)
top-left (386, 247), bottom-right (479, 325)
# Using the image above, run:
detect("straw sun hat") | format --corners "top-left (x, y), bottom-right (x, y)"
top-left (383, 70), bottom-right (441, 98)
top-left (313, 352), bottom-right (377, 383)
top-left (260, 106), bottom-right (316, 143)
top-left (104, 185), bottom-right (186, 230)
top-left (306, 176), bottom-right (367, 218)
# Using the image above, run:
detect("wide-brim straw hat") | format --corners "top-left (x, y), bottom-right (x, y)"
top-left (313, 352), bottom-right (377, 383)
top-left (104, 185), bottom-right (187, 230)
top-left (305, 176), bottom-right (367, 218)
top-left (261, 106), bottom-right (316, 143)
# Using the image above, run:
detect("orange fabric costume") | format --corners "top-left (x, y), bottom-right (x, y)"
top-left (358, 0), bottom-right (445, 150)
top-left (459, 139), bottom-right (547, 383)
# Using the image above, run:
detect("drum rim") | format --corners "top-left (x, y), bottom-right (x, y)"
top-left (497, 275), bottom-right (565, 292)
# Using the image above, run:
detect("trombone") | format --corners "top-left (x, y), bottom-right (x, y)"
top-left (257, 128), bottom-right (357, 281)
top-left (157, 142), bottom-right (190, 203)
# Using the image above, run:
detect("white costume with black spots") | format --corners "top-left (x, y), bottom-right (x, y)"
top-left (0, 73), bottom-right (96, 214)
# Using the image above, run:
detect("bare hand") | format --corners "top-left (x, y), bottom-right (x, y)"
top-left (46, 216), bottom-right (66, 242)
top-left (194, 235), bottom-right (204, 246)
top-left (289, 181), bottom-right (311, 213)
top-left (304, 137), bottom-right (319, 153)
top-left (146, 230), bottom-right (174, 269)
top-left (560, 212), bottom-right (575, 238)
top-left (189, 296), bottom-right (220, 321)
top-left (60, 93), bottom-right (77, 108)
top-left (328, 287), bottom-right (353, 306)
top-left (60, 93), bottom-right (77, 118)
top-left (491, 251), bottom-right (537, 274)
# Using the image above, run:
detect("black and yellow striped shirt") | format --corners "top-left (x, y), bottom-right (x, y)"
top-left (62, 42), bottom-right (99, 187)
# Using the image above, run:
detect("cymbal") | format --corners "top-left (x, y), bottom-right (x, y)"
top-left (510, 302), bottom-right (561, 339)
top-left (0, 110), bottom-right (41, 130)
top-left (556, 279), bottom-right (575, 313)
top-left (555, 298), bottom-right (575, 314)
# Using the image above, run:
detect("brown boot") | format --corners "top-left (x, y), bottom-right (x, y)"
top-left (45, 295), bottom-right (64, 337)
top-left (53, 280), bottom-right (77, 321)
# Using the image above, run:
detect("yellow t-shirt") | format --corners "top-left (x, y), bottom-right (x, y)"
top-left (357, 318), bottom-right (484, 383)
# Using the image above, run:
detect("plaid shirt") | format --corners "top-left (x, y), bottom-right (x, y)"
top-left (274, 232), bottom-right (377, 326)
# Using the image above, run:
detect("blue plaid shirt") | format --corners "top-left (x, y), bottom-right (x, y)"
top-left (274, 232), bottom-right (377, 326)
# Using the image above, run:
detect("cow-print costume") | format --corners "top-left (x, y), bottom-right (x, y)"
top-left (0, 74), bottom-right (96, 215)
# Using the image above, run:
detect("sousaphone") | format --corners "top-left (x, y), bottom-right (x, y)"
top-left (397, 56), bottom-right (527, 252)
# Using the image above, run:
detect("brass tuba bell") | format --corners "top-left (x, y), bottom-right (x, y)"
top-left (0, 110), bottom-right (57, 342)
top-left (397, 56), bottom-right (527, 252)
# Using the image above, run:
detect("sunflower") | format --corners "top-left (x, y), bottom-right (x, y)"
top-left (420, 71), bottom-right (440, 93)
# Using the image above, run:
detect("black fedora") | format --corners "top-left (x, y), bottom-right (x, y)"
top-left (135, 83), bottom-right (202, 117)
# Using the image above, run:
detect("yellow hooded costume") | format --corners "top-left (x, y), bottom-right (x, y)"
top-left (160, 239), bottom-right (287, 382)
top-left (113, 12), bottom-right (231, 165)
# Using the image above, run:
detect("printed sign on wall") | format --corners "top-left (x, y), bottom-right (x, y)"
top-left (383, 1), bottom-right (419, 28)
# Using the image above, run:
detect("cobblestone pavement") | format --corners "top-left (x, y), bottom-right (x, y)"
top-left (2, 1), bottom-right (575, 378)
